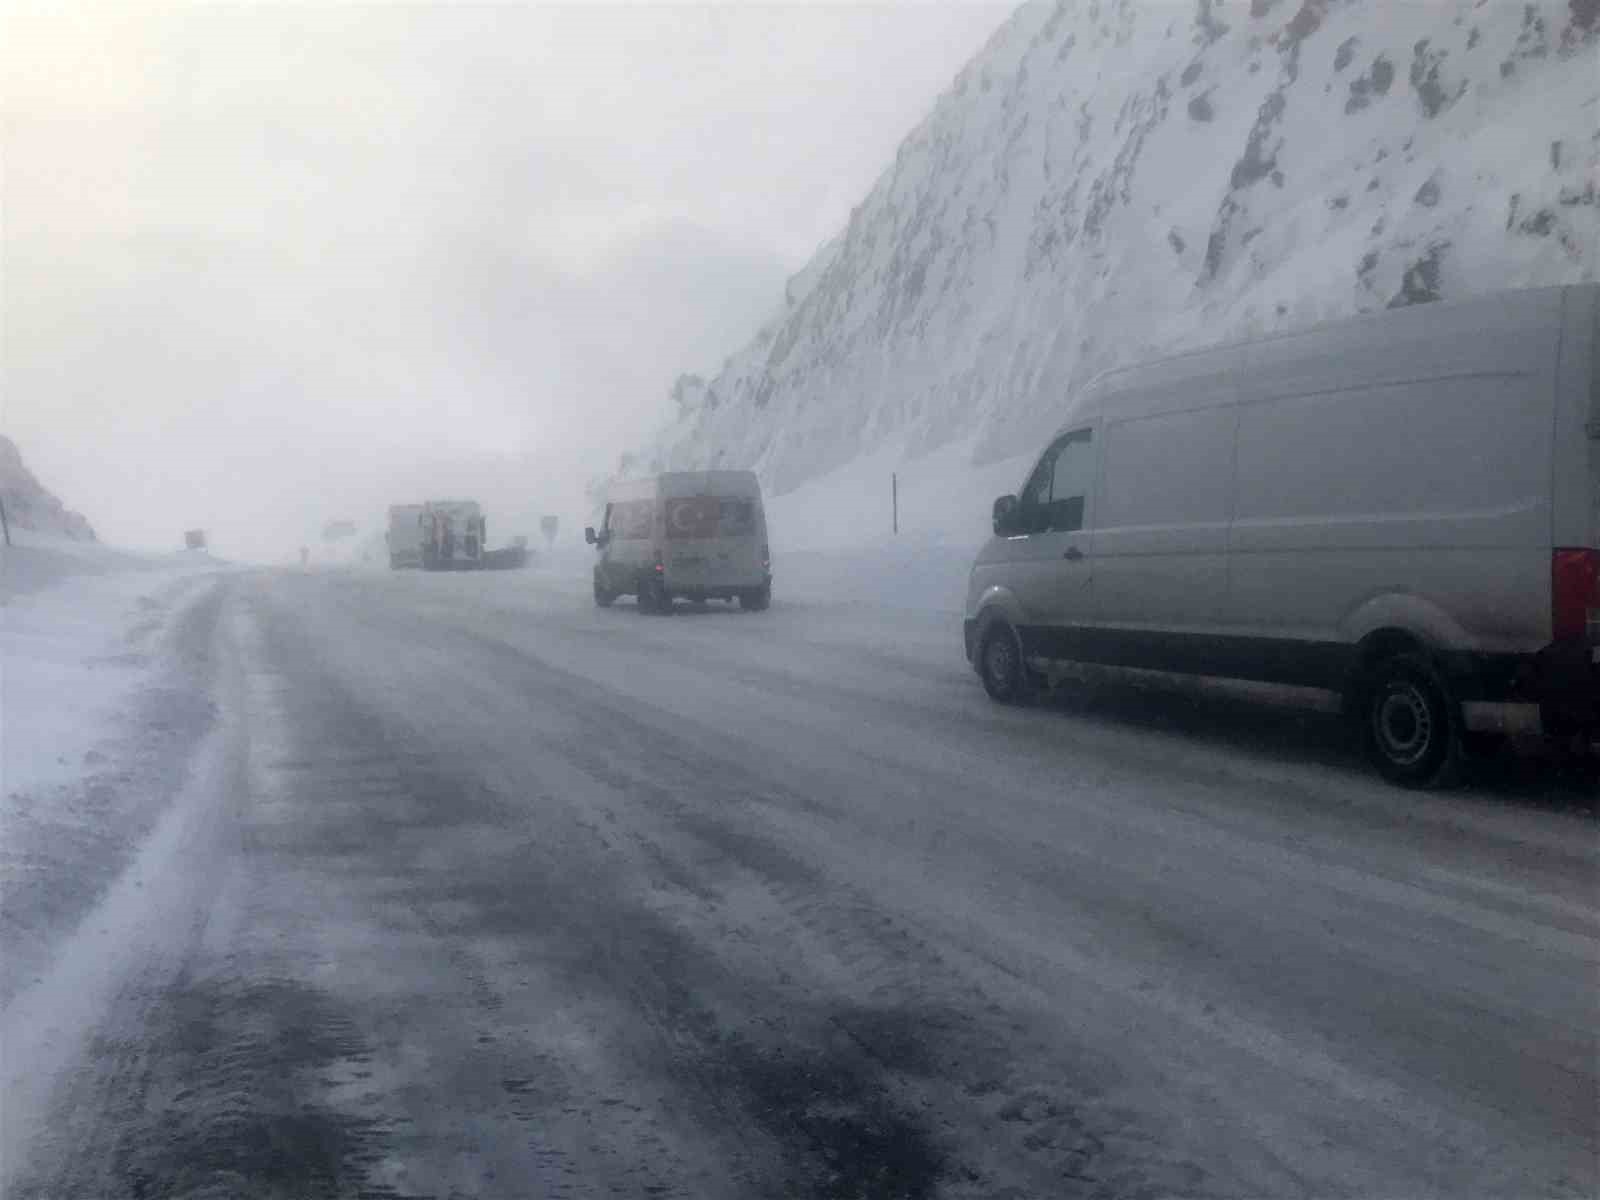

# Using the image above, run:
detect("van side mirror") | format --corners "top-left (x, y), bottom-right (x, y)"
top-left (992, 494), bottom-right (1020, 536)
top-left (585, 526), bottom-right (598, 545)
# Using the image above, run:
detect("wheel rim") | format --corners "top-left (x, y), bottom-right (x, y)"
top-left (1374, 681), bottom-right (1432, 766)
top-left (984, 633), bottom-right (1017, 696)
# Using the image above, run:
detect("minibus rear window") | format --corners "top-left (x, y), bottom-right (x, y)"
top-left (666, 496), bottom-right (757, 538)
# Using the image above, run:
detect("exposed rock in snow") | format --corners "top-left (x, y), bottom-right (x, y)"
top-left (629, 0), bottom-right (1600, 499)
top-left (0, 437), bottom-right (96, 542)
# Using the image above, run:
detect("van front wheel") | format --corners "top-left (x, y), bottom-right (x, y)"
top-left (1363, 653), bottom-right (1462, 789)
top-left (979, 621), bottom-right (1037, 705)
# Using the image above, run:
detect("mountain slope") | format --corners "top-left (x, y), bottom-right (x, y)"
top-left (635, 0), bottom-right (1599, 497)
top-left (0, 437), bottom-right (96, 542)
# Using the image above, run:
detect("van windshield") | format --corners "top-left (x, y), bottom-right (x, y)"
top-left (665, 495), bottom-right (757, 539)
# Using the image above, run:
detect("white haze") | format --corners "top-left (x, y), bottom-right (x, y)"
top-left (2, 1), bottom-right (1009, 561)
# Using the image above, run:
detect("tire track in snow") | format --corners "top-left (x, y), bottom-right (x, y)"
top-left (316, 592), bottom-right (1224, 1199)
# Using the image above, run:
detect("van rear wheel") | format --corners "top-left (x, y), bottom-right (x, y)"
top-left (740, 584), bottom-right (770, 611)
top-left (1363, 653), bottom-right (1462, 788)
top-left (594, 579), bottom-right (615, 608)
top-left (979, 621), bottom-right (1037, 705)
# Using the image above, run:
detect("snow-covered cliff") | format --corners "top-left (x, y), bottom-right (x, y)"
top-left (0, 437), bottom-right (96, 542)
top-left (633, 0), bottom-right (1599, 496)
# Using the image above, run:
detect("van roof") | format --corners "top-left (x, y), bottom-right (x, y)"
top-left (657, 470), bottom-right (761, 497)
top-left (1060, 283), bottom-right (1589, 435)
top-left (605, 470), bottom-right (762, 502)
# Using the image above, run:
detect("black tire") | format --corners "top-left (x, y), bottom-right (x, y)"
top-left (1362, 652), bottom-right (1463, 788)
top-left (740, 584), bottom-right (771, 612)
top-left (594, 578), bottom-right (615, 608)
top-left (978, 620), bottom-right (1037, 705)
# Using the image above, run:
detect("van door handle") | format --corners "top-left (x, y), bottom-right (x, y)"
top-left (1062, 546), bottom-right (1084, 561)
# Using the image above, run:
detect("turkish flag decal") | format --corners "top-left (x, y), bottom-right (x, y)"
top-left (665, 496), bottom-right (722, 539)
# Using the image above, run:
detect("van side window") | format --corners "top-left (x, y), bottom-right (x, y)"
top-left (606, 500), bottom-right (654, 540)
top-left (1020, 456), bottom-right (1054, 515)
top-left (1018, 429), bottom-right (1092, 534)
top-left (1047, 430), bottom-right (1093, 532)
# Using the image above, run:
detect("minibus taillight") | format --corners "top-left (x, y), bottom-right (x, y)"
top-left (1551, 547), bottom-right (1600, 641)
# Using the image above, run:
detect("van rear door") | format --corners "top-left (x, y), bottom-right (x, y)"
top-left (662, 489), bottom-right (765, 588)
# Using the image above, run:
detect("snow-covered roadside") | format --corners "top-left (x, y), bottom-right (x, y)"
top-left (0, 531), bottom-right (231, 1001)
top-left (764, 437), bottom-right (1031, 613)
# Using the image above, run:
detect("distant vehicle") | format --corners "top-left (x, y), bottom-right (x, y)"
top-left (184, 529), bottom-right (206, 551)
top-left (420, 500), bottom-right (485, 571)
top-left (587, 470), bottom-right (771, 613)
top-left (386, 504), bottom-right (424, 569)
top-left (481, 536), bottom-right (531, 571)
top-left (965, 284), bottom-right (1599, 787)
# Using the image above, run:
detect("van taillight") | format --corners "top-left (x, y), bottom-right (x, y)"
top-left (1551, 548), bottom-right (1600, 641)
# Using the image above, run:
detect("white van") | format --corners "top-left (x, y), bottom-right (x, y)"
top-left (965, 284), bottom-right (1599, 786)
top-left (386, 504), bottom-right (424, 569)
top-left (586, 471), bottom-right (772, 613)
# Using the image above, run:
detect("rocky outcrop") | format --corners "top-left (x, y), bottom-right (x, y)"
top-left (0, 437), bottom-right (96, 541)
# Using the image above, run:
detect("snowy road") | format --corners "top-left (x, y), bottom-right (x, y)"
top-left (5, 566), bottom-right (1597, 1199)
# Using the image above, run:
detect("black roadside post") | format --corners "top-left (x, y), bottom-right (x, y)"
top-left (892, 473), bottom-right (898, 535)
top-left (0, 496), bottom-right (10, 547)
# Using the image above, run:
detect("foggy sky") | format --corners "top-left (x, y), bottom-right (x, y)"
top-left (3, 1), bottom-right (1009, 561)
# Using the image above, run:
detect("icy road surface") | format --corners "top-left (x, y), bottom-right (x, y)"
top-left (4, 566), bottom-right (1596, 1199)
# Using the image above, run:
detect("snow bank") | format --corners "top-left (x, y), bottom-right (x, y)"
top-left (3, 535), bottom-right (208, 793)
top-left (1, 532), bottom-right (228, 999)
top-left (765, 437), bottom-right (1031, 613)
